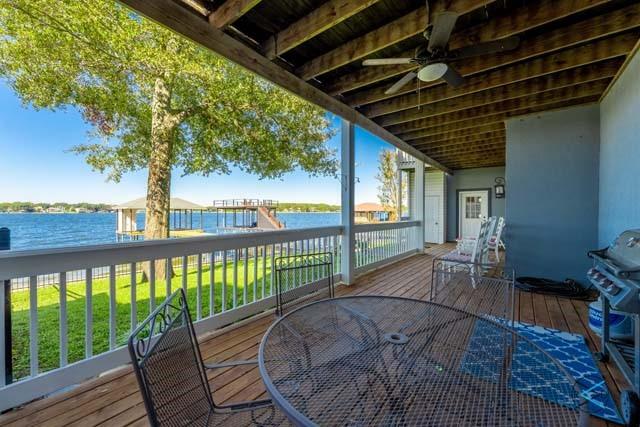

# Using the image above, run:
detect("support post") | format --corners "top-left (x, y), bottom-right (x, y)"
top-left (341, 120), bottom-right (355, 284)
top-left (1, 227), bottom-right (11, 386)
top-left (396, 152), bottom-right (403, 221)
top-left (414, 160), bottom-right (425, 252)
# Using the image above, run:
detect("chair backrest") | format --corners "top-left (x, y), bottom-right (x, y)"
top-left (494, 216), bottom-right (505, 241)
top-left (470, 219), bottom-right (491, 264)
top-left (275, 252), bottom-right (334, 316)
top-left (128, 289), bottom-right (214, 426)
top-left (486, 216), bottom-right (498, 240)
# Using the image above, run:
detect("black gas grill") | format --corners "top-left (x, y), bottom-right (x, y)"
top-left (588, 230), bottom-right (640, 425)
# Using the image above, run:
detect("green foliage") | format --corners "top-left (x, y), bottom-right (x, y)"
top-left (375, 149), bottom-right (400, 217)
top-left (0, 201), bottom-right (111, 212)
top-left (0, 0), bottom-right (337, 182)
top-left (10, 258), bottom-right (272, 379)
top-left (278, 202), bottom-right (339, 212)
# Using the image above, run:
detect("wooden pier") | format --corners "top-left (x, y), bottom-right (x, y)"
top-left (213, 199), bottom-right (284, 231)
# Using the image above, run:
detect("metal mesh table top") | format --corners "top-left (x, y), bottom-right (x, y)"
top-left (259, 296), bottom-right (587, 426)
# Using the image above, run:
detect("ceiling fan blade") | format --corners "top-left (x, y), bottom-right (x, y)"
top-left (428, 11), bottom-right (459, 52)
top-left (441, 65), bottom-right (465, 88)
top-left (385, 71), bottom-right (417, 95)
top-left (362, 58), bottom-right (414, 66)
top-left (449, 36), bottom-right (520, 60)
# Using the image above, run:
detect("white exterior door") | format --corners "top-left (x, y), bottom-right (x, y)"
top-left (424, 195), bottom-right (441, 243)
top-left (458, 190), bottom-right (489, 239)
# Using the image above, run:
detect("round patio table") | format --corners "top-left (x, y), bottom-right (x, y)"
top-left (259, 296), bottom-right (588, 426)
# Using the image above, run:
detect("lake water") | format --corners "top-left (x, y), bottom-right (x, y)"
top-left (0, 212), bottom-right (341, 251)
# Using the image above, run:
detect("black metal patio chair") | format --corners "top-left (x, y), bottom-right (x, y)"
top-left (128, 289), bottom-right (289, 426)
top-left (274, 252), bottom-right (334, 317)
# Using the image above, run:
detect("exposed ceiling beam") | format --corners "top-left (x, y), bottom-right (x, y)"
top-left (362, 33), bottom-right (636, 117)
top-left (399, 95), bottom-right (600, 140)
top-left (388, 81), bottom-right (608, 134)
top-left (410, 123), bottom-right (505, 145)
top-left (118, 0), bottom-right (451, 173)
top-left (422, 140), bottom-right (506, 155)
top-left (334, 1), bottom-right (640, 100)
top-left (377, 61), bottom-right (620, 127)
top-left (435, 154), bottom-right (505, 166)
top-left (208, 0), bottom-right (262, 29)
top-left (447, 161), bottom-right (506, 169)
top-left (431, 152), bottom-right (505, 163)
top-left (413, 131), bottom-right (506, 149)
top-left (296, 0), bottom-right (494, 81)
top-left (262, 0), bottom-right (382, 60)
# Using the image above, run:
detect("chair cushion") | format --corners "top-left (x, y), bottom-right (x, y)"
top-left (441, 251), bottom-right (472, 262)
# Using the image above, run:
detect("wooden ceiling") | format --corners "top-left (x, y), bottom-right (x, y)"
top-left (122, 0), bottom-right (639, 172)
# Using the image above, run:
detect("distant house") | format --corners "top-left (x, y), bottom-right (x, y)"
top-left (354, 203), bottom-right (392, 223)
top-left (46, 206), bottom-right (65, 213)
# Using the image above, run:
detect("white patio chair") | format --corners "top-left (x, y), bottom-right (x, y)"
top-left (441, 219), bottom-right (492, 287)
top-left (456, 216), bottom-right (496, 264)
top-left (488, 216), bottom-right (506, 262)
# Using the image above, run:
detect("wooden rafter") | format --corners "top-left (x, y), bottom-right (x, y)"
top-left (262, 0), bottom-right (382, 59)
top-left (296, 0), bottom-right (493, 81)
top-left (119, 0), bottom-right (451, 173)
top-left (389, 81), bottom-right (609, 135)
top-left (409, 123), bottom-right (505, 145)
top-left (422, 141), bottom-right (506, 155)
top-left (378, 61), bottom-right (620, 128)
top-left (362, 33), bottom-right (637, 118)
top-left (208, 0), bottom-right (262, 29)
top-left (413, 132), bottom-right (506, 149)
top-left (336, 2), bottom-right (640, 102)
top-left (398, 96), bottom-right (600, 140)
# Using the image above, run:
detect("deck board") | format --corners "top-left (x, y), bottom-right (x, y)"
top-left (0, 244), bottom-right (628, 426)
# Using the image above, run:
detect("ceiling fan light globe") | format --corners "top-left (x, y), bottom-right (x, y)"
top-left (418, 63), bottom-right (448, 82)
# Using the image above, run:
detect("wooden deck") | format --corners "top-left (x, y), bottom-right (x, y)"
top-left (0, 244), bottom-right (626, 426)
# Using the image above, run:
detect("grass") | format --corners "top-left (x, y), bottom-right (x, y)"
top-left (7, 237), bottom-right (398, 381)
top-left (9, 257), bottom-right (274, 380)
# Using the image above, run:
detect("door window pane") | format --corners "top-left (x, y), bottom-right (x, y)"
top-left (465, 196), bottom-right (481, 219)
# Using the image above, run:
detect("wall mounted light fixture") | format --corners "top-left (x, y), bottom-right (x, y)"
top-left (494, 177), bottom-right (506, 199)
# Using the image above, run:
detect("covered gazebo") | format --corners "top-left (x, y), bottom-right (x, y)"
top-left (113, 197), bottom-right (206, 241)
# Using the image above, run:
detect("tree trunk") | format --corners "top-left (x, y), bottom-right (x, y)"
top-left (142, 77), bottom-right (178, 283)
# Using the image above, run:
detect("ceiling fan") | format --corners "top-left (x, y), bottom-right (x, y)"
top-left (362, 10), bottom-right (520, 95)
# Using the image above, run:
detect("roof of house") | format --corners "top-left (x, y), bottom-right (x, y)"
top-left (113, 197), bottom-right (205, 210)
top-left (120, 0), bottom-right (637, 171)
top-left (355, 202), bottom-right (391, 212)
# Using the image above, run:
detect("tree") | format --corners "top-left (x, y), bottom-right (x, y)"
top-left (375, 149), bottom-right (402, 221)
top-left (0, 0), bottom-right (337, 258)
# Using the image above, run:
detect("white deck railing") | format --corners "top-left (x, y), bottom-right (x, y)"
top-left (0, 221), bottom-right (420, 410)
top-left (354, 221), bottom-right (420, 271)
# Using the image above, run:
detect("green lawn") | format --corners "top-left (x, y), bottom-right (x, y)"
top-left (10, 257), bottom-right (274, 380)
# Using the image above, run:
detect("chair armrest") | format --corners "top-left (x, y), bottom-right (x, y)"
top-left (204, 359), bottom-right (258, 369)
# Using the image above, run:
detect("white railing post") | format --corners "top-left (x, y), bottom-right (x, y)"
top-left (414, 159), bottom-right (425, 252)
top-left (341, 119), bottom-right (355, 284)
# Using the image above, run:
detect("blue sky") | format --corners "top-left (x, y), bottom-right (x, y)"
top-left (0, 81), bottom-right (394, 206)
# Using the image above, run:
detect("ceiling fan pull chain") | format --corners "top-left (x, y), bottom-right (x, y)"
top-left (418, 77), bottom-right (421, 111)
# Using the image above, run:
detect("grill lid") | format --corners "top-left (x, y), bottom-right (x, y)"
top-left (606, 229), bottom-right (640, 270)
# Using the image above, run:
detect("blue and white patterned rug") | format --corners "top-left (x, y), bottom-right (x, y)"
top-left (460, 319), bottom-right (622, 424)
